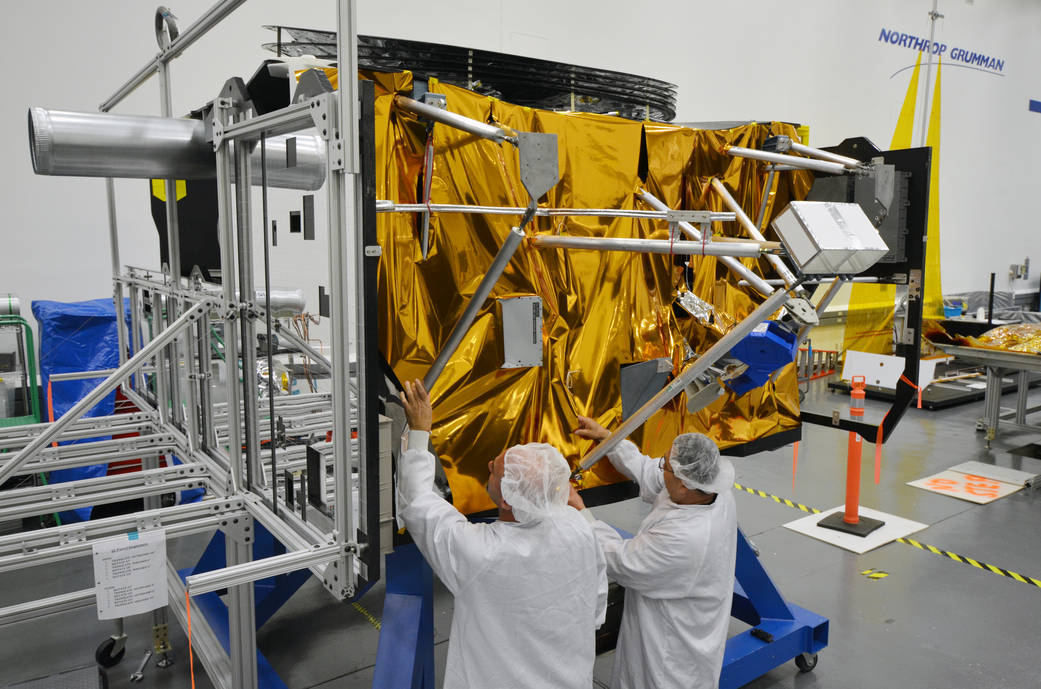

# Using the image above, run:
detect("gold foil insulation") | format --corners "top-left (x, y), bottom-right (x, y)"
top-left (926, 321), bottom-right (1041, 355)
top-left (366, 71), bottom-right (810, 514)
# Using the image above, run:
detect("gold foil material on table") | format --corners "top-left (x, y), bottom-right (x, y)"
top-left (976, 324), bottom-right (1041, 354)
top-left (364, 71), bottom-right (810, 514)
top-left (926, 320), bottom-right (1041, 355)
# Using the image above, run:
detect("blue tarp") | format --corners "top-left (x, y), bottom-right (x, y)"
top-left (31, 298), bottom-right (202, 522)
top-left (32, 298), bottom-right (130, 522)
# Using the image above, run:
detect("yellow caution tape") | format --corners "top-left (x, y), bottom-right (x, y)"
top-left (733, 482), bottom-right (1041, 589)
top-left (351, 601), bottom-right (382, 630)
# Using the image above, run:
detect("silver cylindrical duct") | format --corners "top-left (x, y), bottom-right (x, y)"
top-left (28, 107), bottom-right (325, 191)
top-left (252, 288), bottom-right (306, 318)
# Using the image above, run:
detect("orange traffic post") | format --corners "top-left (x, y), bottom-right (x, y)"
top-left (843, 376), bottom-right (866, 524)
top-left (817, 375), bottom-right (885, 537)
top-left (842, 430), bottom-right (864, 524)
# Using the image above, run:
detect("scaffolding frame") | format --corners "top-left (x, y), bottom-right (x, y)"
top-left (1, 3), bottom-right (391, 688)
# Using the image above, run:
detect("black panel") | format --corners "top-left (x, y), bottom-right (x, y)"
top-left (306, 445), bottom-right (324, 509)
top-left (318, 285), bottom-right (330, 318)
top-left (284, 137), bottom-right (297, 169)
top-left (150, 178), bottom-right (220, 281)
top-left (302, 195), bottom-right (315, 240)
top-left (800, 139), bottom-right (930, 443)
top-left (356, 80), bottom-right (383, 591)
top-left (721, 427), bottom-right (802, 457)
top-left (245, 59), bottom-right (291, 116)
top-left (261, 28), bottom-right (678, 122)
top-left (620, 360), bottom-right (671, 421)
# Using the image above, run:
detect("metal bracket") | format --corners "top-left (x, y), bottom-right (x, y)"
top-left (666, 210), bottom-right (717, 224)
top-left (135, 514), bottom-right (163, 533)
top-left (220, 513), bottom-right (254, 545)
top-left (364, 245), bottom-right (382, 257)
top-left (309, 93), bottom-right (335, 140)
top-left (292, 68), bottom-right (335, 105)
top-left (152, 623), bottom-right (173, 655)
top-left (320, 546), bottom-right (358, 600)
top-left (211, 80), bottom-right (251, 149)
top-left (419, 92), bottom-right (447, 110)
top-left (783, 297), bottom-right (819, 327)
top-left (59, 527), bottom-right (87, 546)
top-left (53, 485), bottom-right (75, 501)
top-left (907, 269), bottom-right (922, 300)
top-left (518, 132), bottom-right (560, 205)
top-left (216, 301), bottom-right (244, 321)
top-left (310, 95), bottom-right (345, 171)
top-left (210, 98), bottom-right (234, 150)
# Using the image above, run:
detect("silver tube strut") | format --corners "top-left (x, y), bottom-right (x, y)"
top-left (574, 286), bottom-right (793, 476)
top-left (424, 226), bottom-right (526, 390)
top-left (395, 95), bottom-right (517, 145)
top-left (709, 178), bottom-right (799, 287)
top-left (637, 189), bottom-right (776, 296)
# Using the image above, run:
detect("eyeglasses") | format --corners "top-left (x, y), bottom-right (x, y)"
top-left (658, 457), bottom-right (672, 474)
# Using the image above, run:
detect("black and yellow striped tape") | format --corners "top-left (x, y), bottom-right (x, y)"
top-left (896, 537), bottom-right (1041, 589)
top-left (352, 601), bottom-right (382, 630)
top-left (734, 482), bottom-right (821, 515)
top-left (733, 482), bottom-right (1041, 590)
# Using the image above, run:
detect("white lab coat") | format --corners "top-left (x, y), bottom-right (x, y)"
top-left (587, 439), bottom-right (737, 689)
top-left (398, 431), bottom-right (608, 689)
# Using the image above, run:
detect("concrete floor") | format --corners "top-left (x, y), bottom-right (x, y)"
top-left (2, 376), bottom-right (1040, 688)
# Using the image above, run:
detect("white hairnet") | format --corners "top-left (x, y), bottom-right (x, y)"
top-left (668, 433), bottom-right (734, 493)
top-left (500, 443), bottom-right (571, 523)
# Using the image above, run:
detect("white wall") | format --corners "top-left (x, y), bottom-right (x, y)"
top-left (2, 0), bottom-right (1039, 314)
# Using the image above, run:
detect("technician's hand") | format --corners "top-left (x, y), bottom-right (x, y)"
top-left (574, 415), bottom-right (610, 441)
top-left (402, 379), bottom-right (432, 432)
top-left (567, 484), bottom-right (586, 511)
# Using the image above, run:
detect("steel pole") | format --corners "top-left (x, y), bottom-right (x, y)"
top-left (395, 95), bottom-right (515, 145)
top-left (919, 0), bottom-right (941, 148)
top-left (530, 234), bottom-right (772, 258)
top-left (709, 178), bottom-right (798, 286)
top-left (424, 226), bottom-right (526, 390)
top-left (105, 179), bottom-right (128, 366)
top-left (723, 145), bottom-right (846, 175)
top-left (637, 189), bottom-right (776, 296)
top-left (157, 60), bottom-right (185, 429)
top-left (215, 103), bottom-right (243, 494)
top-left (789, 141), bottom-right (862, 169)
top-left (99, 0), bottom-right (247, 112)
top-left (235, 141), bottom-right (262, 489)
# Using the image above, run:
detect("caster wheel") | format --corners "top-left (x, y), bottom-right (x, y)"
top-left (794, 652), bottom-right (818, 673)
top-left (95, 637), bottom-right (126, 668)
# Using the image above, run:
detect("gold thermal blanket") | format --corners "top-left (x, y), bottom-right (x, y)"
top-left (925, 321), bottom-right (1041, 355)
top-left (367, 71), bottom-right (811, 514)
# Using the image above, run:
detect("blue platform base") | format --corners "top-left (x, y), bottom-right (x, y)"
top-left (721, 530), bottom-right (829, 688)
top-left (372, 528), bottom-right (827, 689)
top-left (179, 523), bottom-right (311, 689)
top-left (372, 544), bottom-right (435, 689)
